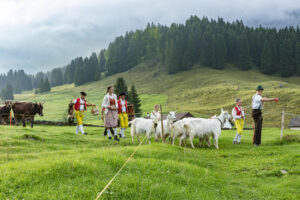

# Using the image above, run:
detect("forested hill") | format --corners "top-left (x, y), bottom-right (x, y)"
top-left (1, 16), bottom-right (300, 97)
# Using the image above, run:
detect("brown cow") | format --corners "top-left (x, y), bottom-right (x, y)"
top-left (0, 101), bottom-right (12, 125)
top-left (12, 102), bottom-right (44, 128)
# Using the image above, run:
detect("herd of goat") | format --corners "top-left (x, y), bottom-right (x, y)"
top-left (130, 109), bottom-right (231, 149)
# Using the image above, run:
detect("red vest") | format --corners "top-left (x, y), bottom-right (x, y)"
top-left (118, 99), bottom-right (128, 114)
top-left (234, 106), bottom-right (242, 116)
top-left (74, 98), bottom-right (87, 111)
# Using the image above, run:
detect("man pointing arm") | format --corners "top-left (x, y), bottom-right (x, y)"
top-left (252, 85), bottom-right (278, 147)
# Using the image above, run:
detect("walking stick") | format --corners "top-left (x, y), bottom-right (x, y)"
top-left (160, 105), bottom-right (165, 142)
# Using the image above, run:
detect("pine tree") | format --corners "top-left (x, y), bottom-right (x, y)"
top-left (212, 34), bottom-right (226, 69)
top-left (43, 78), bottom-right (51, 92)
top-left (201, 32), bottom-right (213, 66)
top-left (182, 35), bottom-right (196, 69)
top-left (280, 39), bottom-right (294, 77)
top-left (39, 78), bottom-right (44, 93)
top-left (260, 40), bottom-right (273, 74)
top-left (50, 68), bottom-right (64, 86)
top-left (74, 66), bottom-right (85, 86)
top-left (114, 77), bottom-right (128, 97)
top-left (236, 35), bottom-right (251, 70)
top-left (166, 39), bottom-right (181, 74)
top-left (88, 52), bottom-right (100, 81)
top-left (99, 50), bottom-right (107, 73)
top-left (129, 84), bottom-right (141, 116)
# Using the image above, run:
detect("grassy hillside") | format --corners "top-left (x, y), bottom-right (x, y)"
top-left (14, 63), bottom-right (300, 127)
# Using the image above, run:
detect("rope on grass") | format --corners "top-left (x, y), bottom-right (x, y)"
top-left (95, 136), bottom-right (146, 200)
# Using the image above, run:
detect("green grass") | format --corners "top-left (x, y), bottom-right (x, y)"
top-left (3, 63), bottom-right (300, 199)
top-left (0, 125), bottom-right (299, 199)
top-left (14, 63), bottom-right (300, 127)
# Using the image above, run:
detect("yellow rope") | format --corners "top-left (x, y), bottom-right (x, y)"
top-left (95, 136), bottom-right (146, 200)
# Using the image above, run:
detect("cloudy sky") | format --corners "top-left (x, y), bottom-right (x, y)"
top-left (0, 0), bottom-right (299, 74)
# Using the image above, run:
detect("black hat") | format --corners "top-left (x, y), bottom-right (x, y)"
top-left (120, 92), bottom-right (126, 96)
top-left (80, 92), bottom-right (87, 96)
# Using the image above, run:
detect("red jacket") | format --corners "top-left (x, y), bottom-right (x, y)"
top-left (118, 99), bottom-right (128, 114)
top-left (74, 98), bottom-right (87, 111)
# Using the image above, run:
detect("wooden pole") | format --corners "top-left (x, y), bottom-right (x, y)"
top-left (280, 109), bottom-right (284, 140)
top-left (10, 111), bottom-right (12, 127)
top-left (160, 105), bottom-right (165, 142)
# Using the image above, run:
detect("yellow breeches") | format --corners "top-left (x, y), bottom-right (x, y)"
top-left (75, 110), bottom-right (84, 125)
top-left (118, 113), bottom-right (128, 128)
top-left (235, 118), bottom-right (244, 135)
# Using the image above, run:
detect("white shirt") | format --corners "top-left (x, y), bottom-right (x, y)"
top-left (151, 110), bottom-right (161, 122)
top-left (73, 98), bottom-right (85, 111)
top-left (120, 99), bottom-right (126, 113)
top-left (252, 93), bottom-right (263, 109)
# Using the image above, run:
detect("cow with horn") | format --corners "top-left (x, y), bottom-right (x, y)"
top-left (12, 101), bottom-right (44, 128)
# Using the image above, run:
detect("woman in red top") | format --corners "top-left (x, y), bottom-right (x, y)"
top-left (101, 86), bottom-right (119, 141)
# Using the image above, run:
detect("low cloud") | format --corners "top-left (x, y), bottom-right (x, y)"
top-left (0, 0), bottom-right (299, 73)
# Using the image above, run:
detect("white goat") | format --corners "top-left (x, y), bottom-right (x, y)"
top-left (171, 118), bottom-right (210, 147)
top-left (171, 118), bottom-right (193, 146)
top-left (130, 118), bottom-right (156, 144)
top-left (184, 109), bottom-right (231, 149)
top-left (154, 112), bottom-right (176, 142)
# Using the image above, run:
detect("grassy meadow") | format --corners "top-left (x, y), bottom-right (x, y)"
top-left (14, 64), bottom-right (300, 127)
top-left (1, 64), bottom-right (299, 199)
top-left (0, 125), bottom-right (299, 199)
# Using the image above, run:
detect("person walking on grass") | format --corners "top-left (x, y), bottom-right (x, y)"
top-left (252, 85), bottom-right (279, 147)
top-left (101, 88), bottom-right (114, 137)
top-left (117, 92), bottom-right (128, 138)
top-left (102, 86), bottom-right (119, 141)
top-left (73, 92), bottom-right (95, 135)
top-left (151, 104), bottom-right (161, 122)
top-left (232, 98), bottom-right (245, 144)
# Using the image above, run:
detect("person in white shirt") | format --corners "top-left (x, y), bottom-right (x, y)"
top-left (102, 86), bottom-right (119, 141)
top-left (232, 98), bottom-right (245, 144)
top-left (252, 85), bottom-right (278, 146)
top-left (150, 105), bottom-right (161, 132)
top-left (150, 104), bottom-right (161, 123)
top-left (73, 92), bottom-right (95, 135)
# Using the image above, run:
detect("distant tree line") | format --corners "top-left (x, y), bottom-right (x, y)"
top-left (0, 70), bottom-right (33, 93)
top-left (60, 16), bottom-right (300, 81)
top-left (0, 15), bottom-right (299, 100)
top-left (102, 16), bottom-right (299, 77)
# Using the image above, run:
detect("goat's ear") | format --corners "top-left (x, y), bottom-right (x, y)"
top-left (221, 108), bottom-right (224, 112)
